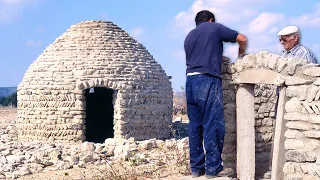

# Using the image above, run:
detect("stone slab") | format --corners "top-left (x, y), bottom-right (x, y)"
top-left (236, 84), bottom-right (255, 180)
top-left (271, 86), bottom-right (287, 180)
top-left (237, 69), bottom-right (284, 86)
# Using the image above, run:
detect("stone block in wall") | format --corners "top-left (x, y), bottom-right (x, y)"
top-left (226, 121), bottom-right (236, 133)
top-left (261, 118), bottom-right (274, 126)
top-left (285, 97), bottom-right (304, 113)
top-left (285, 76), bottom-right (314, 86)
top-left (306, 85), bottom-right (320, 102)
top-left (256, 142), bottom-right (273, 153)
top-left (284, 162), bottom-right (320, 179)
top-left (284, 129), bottom-right (305, 139)
top-left (303, 65), bottom-right (320, 77)
top-left (223, 144), bottom-right (236, 154)
top-left (222, 152), bottom-right (236, 163)
top-left (224, 104), bottom-right (236, 133)
top-left (284, 113), bottom-right (320, 124)
top-left (286, 121), bottom-right (320, 131)
top-left (256, 132), bottom-right (273, 142)
top-left (255, 126), bottom-right (274, 134)
top-left (268, 53), bottom-right (282, 70)
top-left (223, 90), bottom-right (236, 104)
top-left (286, 58), bottom-right (308, 75)
top-left (286, 85), bottom-right (308, 100)
top-left (304, 130), bottom-right (320, 138)
top-left (286, 150), bottom-right (317, 163)
top-left (224, 133), bottom-right (236, 144)
top-left (277, 57), bottom-right (289, 72)
top-left (285, 138), bottom-right (320, 151)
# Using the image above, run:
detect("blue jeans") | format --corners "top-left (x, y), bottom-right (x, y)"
top-left (186, 74), bottom-right (225, 176)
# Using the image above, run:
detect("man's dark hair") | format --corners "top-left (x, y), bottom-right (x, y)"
top-left (195, 10), bottom-right (215, 25)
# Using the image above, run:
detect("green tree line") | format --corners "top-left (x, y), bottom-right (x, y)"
top-left (0, 92), bottom-right (17, 107)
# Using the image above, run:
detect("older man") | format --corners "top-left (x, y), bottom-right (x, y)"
top-left (278, 25), bottom-right (318, 63)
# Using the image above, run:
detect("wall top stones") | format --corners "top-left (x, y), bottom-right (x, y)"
top-left (222, 51), bottom-right (320, 86)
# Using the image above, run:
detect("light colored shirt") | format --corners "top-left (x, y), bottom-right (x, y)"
top-left (282, 44), bottom-right (318, 64)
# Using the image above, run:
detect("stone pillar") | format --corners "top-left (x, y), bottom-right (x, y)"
top-left (271, 86), bottom-right (287, 180)
top-left (236, 84), bottom-right (255, 180)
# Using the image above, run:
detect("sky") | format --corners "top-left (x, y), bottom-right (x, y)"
top-left (0, 0), bottom-right (320, 91)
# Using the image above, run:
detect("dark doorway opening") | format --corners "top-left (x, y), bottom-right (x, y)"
top-left (85, 87), bottom-right (114, 143)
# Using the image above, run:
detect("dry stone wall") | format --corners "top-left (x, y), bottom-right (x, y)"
top-left (17, 20), bottom-right (173, 143)
top-left (222, 51), bottom-right (320, 179)
top-left (221, 57), bottom-right (237, 173)
top-left (254, 84), bottom-right (277, 178)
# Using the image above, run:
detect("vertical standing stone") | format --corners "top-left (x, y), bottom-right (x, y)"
top-left (236, 84), bottom-right (255, 180)
top-left (271, 86), bottom-right (287, 180)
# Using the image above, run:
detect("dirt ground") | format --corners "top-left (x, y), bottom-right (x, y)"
top-left (16, 164), bottom-right (182, 180)
top-left (0, 107), bottom-right (195, 180)
top-left (0, 107), bottom-right (17, 123)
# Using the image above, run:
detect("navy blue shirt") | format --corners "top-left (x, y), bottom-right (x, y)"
top-left (184, 21), bottom-right (238, 78)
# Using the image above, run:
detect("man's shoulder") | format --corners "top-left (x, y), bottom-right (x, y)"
top-left (200, 22), bottom-right (222, 28)
top-left (296, 44), bottom-right (317, 63)
top-left (299, 44), bottom-right (313, 53)
top-left (299, 45), bottom-right (317, 58)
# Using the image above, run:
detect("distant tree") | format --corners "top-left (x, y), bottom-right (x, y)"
top-left (0, 97), bottom-right (5, 105)
top-left (0, 92), bottom-right (17, 107)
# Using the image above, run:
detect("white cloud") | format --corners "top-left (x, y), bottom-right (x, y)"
top-left (224, 45), bottom-right (239, 61)
top-left (171, 0), bottom-right (281, 36)
top-left (170, 0), bottom-right (320, 62)
top-left (291, 5), bottom-right (320, 27)
top-left (26, 39), bottom-right (41, 47)
top-left (131, 27), bottom-right (144, 37)
top-left (248, 12), bottom-right (286, 34)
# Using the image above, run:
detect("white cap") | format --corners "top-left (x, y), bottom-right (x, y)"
top-left (277, 25), bottom-right (299, 36)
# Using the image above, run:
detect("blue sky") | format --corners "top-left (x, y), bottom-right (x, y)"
top-left (1, 0), bottom-right (320, 91)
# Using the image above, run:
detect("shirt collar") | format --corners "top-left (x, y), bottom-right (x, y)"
top-left (196, 21), bottom-right (207, 27)
top-left (283, 44), bottom-right (301, 53)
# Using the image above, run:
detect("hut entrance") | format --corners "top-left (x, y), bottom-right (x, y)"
top-left (84, 87), bottom-right (114, 143)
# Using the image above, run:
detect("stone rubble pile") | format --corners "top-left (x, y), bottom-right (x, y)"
top-left (0, 122), bottom-right (189, 179)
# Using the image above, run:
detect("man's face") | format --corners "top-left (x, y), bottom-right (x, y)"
top-left (279, 34), bottom-right (298, 51)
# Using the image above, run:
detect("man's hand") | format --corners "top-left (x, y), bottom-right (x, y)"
top-left (236, 34), bottom-right (248, 58)
top-left (222, 56), bottom-right (231, 64)
top-left (238, 52), bottom-right (247, 58)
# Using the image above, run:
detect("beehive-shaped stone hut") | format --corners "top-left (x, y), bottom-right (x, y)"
top-left (17, 20), bottom-right (173, 143)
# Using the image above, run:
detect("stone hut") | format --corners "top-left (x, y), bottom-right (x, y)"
top-left (17, 20), bottom-right (173, 143)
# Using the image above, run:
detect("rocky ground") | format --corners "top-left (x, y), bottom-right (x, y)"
top-left (0, 107), bottom-right (275, 180)
top-left (0, 107), bottom-right (205, 180)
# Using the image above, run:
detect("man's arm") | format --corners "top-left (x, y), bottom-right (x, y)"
top-left (219, 24), bottom-right (248, 58)
top-left (236, 34), bottom-right (247, 58)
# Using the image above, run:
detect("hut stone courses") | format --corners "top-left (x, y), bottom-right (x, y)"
top-left (17, 20), bottom-right (173, 143)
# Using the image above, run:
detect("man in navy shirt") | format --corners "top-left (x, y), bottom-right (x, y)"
top-left (184, 10), bottom-right (247, 178)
